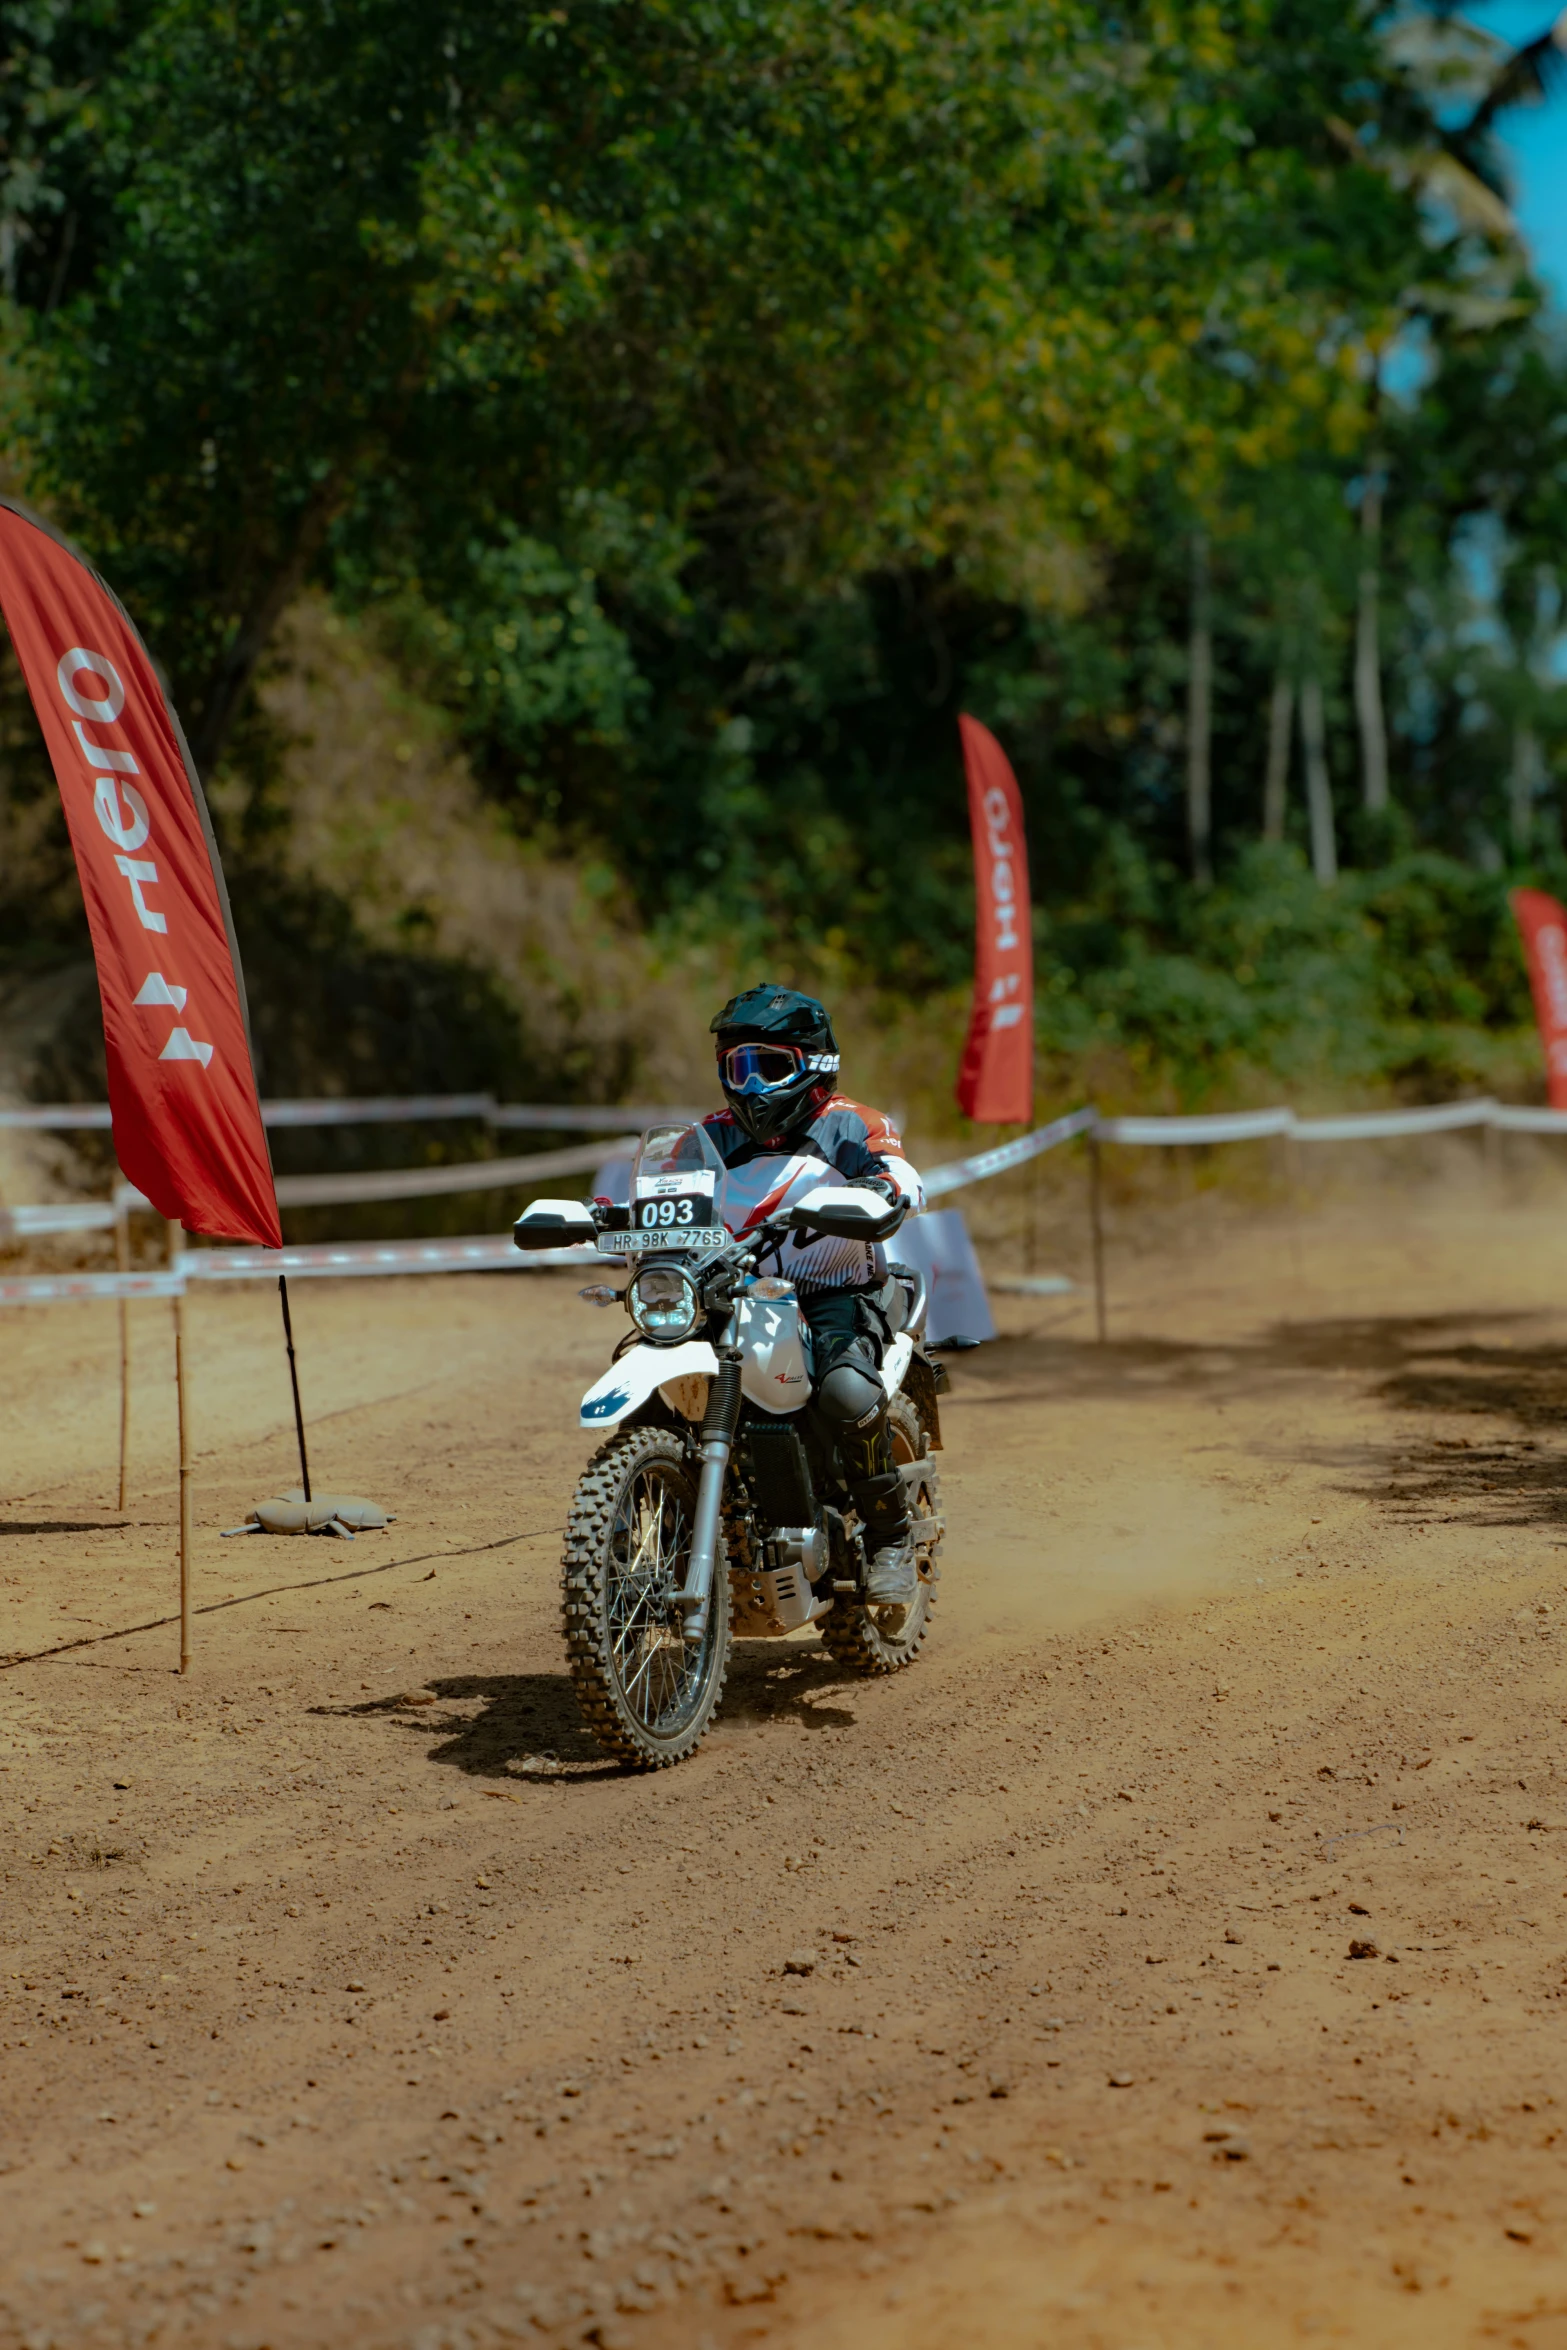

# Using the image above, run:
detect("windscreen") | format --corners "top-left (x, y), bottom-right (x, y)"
top-left (631, 1121), bottom-right (724, 1183)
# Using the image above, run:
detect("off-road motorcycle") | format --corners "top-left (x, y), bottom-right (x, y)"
top-left (514, 1120), bottom-right (947, 1769)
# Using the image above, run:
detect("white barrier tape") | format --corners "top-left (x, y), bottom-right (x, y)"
top-left (490, 1103), bottom-right (711, 1132)
top-left (1291, 1099), bottom-right (1498, 1142)
top-left (270, 1138), bottom-right (637, 1208)
top-left (0, 1104), bottom-right (115, 1130)
top-left (1094, 1108), bottom-right (1296, 1147)
top-left (1491, 1105), bottom-right (1567, 1133)
top-left (921, 1093), bottom-right (1533, 1194)
top-left (0, 1268), bottom-right (186, 1306)
top-left (1101, 1099), bottom-right (1500, 1145)
top-left (0, 1097), bottom-right (708, 1133)
top-left (106, 1143), bottom-right (634, 1211)
top-left (184, 1237), bottom-right (600, 1281)
top-left (259, 1092), bottom-right (494, 1127)
top-left (0, 1201), bottom-right (117, 1238)
top-left (923, 1106), bottom-right (1097, 1197)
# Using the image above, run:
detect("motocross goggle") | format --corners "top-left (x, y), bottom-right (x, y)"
top-left (718, 1041), bottom-right (838, 1097)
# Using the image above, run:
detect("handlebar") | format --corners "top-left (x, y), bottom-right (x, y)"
top-left (519, 1183), bottom-right (908, 1259)
top-left (596, 1189), bottom-right (907, 1254)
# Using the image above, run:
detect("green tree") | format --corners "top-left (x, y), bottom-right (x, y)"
top-left (3, 0), bottom-right (1565, 1119)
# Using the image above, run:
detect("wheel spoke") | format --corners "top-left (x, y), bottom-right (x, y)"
top-left (611, 1601), bottom-right (658, 1675)
top-left (602, 1464), bottom-right (705, 1731)
top-left (620, 1632), bottom-right (666, 1707)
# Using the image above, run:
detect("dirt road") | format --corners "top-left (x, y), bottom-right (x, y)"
top-left (5, 1184), bottom-right (1567, 2350)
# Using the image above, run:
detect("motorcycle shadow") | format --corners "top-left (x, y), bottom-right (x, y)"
top-left (720, 1643), bottom-right (858, 1733)
top-left (338, 1645), bottom-right (860, 1785)
top-left (339, 1673), bottom-right (617, 1782)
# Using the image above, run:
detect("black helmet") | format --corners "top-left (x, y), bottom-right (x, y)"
top-left (711, 984), bottom-right (840, 1142)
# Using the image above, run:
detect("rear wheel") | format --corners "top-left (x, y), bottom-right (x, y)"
top-left (562, 1426), bottom-right (732, 1768)
top-left (817, 1393), bottom-right (941, 1676)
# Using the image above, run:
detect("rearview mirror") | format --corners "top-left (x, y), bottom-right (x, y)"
top-left (786, 1184), bottom-right (905, 1242)
top-left (513, 1198), bottom-right (597, 1251)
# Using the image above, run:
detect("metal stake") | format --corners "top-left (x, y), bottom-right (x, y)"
top-left (114, 1197), bottom-right (130, 1513)
top-left (278, 1274), bottom-right (312, 1502)
top-left (168, 1220), bottom-right (191, 1675)
top-left (1286, 1134), bottom-right (1304, 1313)
top-left (1088, 1133), bottom-right (1107, 1344)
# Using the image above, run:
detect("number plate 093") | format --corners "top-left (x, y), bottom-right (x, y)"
top-left (634, 1192), bottom-right (713, 1230)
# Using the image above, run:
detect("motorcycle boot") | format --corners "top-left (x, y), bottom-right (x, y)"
top-left (854, 1466), bottom-right (918, 1607)
top-left (815, 1356), bottom-right (917, 1607)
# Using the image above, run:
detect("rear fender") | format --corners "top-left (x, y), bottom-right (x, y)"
top-left (900, 1347), bottom-right (944, 1449)
top-left (580, 1339), bottom-right (719, 1432)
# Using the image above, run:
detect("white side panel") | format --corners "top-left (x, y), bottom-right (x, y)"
top-left (580, 1339), bottom-right (719, 1432)
top-left (881, 1330), bottom-right (914, 1400)
top-left (734, 1291), bottom-right (811, 1416)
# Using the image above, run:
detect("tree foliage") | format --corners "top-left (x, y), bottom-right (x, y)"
top-left (1, 0), bottom-right (1565, 1106)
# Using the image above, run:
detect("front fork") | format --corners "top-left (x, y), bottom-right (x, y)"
top-left (677, 1341), bottom-right (743, 1642)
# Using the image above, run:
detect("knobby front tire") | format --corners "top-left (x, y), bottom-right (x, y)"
top-left (562, 1425), bottom-right (732, 1769)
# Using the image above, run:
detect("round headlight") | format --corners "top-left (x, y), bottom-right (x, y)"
top-left (629, 1264), bottom-right (700, 1342)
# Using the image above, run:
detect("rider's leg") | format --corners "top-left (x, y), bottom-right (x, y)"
top-left (803, 1290), bottom-right (917, 1606)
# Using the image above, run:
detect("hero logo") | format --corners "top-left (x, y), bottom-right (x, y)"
top-left (983, 786), bottom-right (1021, 954)
top-left (59, 647), bottom-right (214, 1068)
top-left (982, 785), bottom-right (1025, 1028)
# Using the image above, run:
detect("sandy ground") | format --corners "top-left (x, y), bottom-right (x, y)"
top-left (5, 1180), bottom-right (1567, 2350)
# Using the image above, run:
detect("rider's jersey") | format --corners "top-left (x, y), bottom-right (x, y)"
top-left (700, 1096), bottom-right (924, 1294)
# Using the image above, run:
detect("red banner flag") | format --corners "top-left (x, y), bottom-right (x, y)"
top-left (0, 499), bottom-right (280, 1244)
top-left (955, 713), bottom-right (1034, 1125)
top-left (1511, 886), bottom-right (1567, 1111)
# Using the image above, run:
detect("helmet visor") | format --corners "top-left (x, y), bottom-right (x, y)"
top-left (719, 1041), bottom-right (805, 1097)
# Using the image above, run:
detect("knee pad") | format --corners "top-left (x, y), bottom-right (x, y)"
top-left (815, 1358), bottom-right (887, 1434)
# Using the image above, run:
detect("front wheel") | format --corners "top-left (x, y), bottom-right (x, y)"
top-left (562, 1426), bottom-right (732, 1768)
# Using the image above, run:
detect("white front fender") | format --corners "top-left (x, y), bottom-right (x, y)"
top-left (881, 1330), bottom-right (914, 1400)
top-left (580, 1339), bottom-right (719, 1433)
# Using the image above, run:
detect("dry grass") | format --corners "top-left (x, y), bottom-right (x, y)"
top-left (248, 598), bottom-right (725, 1106)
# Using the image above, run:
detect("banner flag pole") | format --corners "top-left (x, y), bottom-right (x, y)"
top-left (114, 1194), bottom-right (131, 1512)
top-left (1088, 1133), bottom-right (1107, 1344)
top-left (168, 1219), bottom-right (191, 1673)
top-left (278, 1275), bottom-right (313, 1502)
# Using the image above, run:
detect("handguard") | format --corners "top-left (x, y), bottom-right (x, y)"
top-left (786, 1182), bottom-right (906, 1243)
top-left (514, 1198), bottom-right (597, 1250)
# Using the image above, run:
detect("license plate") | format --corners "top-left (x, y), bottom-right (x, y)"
top-left (630, 1189), bottom-right (714, 1231)
top-left (598, 1226), bottom-right (728, 1255)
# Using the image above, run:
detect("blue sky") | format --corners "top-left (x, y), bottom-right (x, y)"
top-left (1451, 3), bottom-right (1567, 304)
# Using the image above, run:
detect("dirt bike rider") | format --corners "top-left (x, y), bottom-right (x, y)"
top-left (704, 985), bottom-right (925, 1608)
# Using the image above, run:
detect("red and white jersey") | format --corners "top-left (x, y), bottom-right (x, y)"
top-left (699, 1096), bottom-right (924, 1293)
